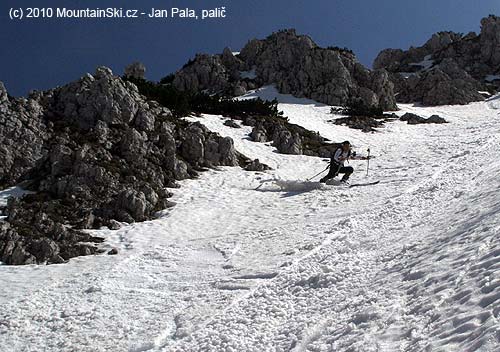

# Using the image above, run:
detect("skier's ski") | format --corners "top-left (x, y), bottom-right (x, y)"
top-left (349, 180), bottom-right (380, 188)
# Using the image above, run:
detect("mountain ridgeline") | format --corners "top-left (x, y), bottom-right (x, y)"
top-left (170, 15), bottom-right (500, 107)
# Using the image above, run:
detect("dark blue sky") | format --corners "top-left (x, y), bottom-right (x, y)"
top-left (1, 0), bottom-right (499, 96)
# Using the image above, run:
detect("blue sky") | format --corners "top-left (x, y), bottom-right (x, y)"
top-left (1, 0), bottom-right (499, 96)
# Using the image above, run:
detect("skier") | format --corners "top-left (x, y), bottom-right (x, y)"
top-left (320, 141), bottom-right (358, 184)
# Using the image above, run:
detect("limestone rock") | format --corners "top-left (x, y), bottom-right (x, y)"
top-left (480, 15), bottom-right (500, 68)
top-left (0, 82), bottom-right (8, 105)
top-left (272, 127), bottom-right (302, 155)
top-left (0, 67), bottom-right (245, 265)
top-left (250, 124), bottom-right (269, 142)
top-left (244, 159), bottom-right (271, 172)
top-left (400, 113), bottom-right (447, 124)
top-left (223, 119), bottom-right (241, 128)
top-left (173, 29), bottom-right (397, 110)
top-left (374, 16), bottom-right (500, 105)
top-left (124, 62), bottom-right (146, 80)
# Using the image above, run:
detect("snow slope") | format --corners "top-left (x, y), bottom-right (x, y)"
top-left (0, 86), bottom-right (499, 352)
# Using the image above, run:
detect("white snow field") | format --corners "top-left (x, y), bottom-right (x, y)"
top-left (0, 86), bottom-right (499, 352)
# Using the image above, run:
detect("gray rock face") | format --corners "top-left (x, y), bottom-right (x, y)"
top-left (223, 119), bottom-right (241, 128)
top-left (124, 62), bottom-right (146, 80)
top-left (180, 123), bottom-right (239, 167)
top-left (244, 159), bottom-right (271, 172)
top-left (250, 124), bottom-right (268, 142)
top-left (272, 127), bottom-right (302, 155)
top-left (0, 83), bottom-right (50, 187)
top-left (400, 113), bottom-right (447, 124)
top-left (0, 82), bottom-right (8, 104)
top-left (394, 59), bottom-right (485, 105)
top-left (173, 29), bottom-right (397, 110)
top-left (47, 67), bottom-right (141, 130)
top-left (173, 54), bottom-right (238, 95)
top-left (374, 16), bottom-right (500, 105)
top-left (480, 15), bottom-right (500, 68)
top-left (0, 67), bottom-right (244, 265)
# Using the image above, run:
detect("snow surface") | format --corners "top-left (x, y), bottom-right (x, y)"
top-left (485, 75), bottom-right (500, 82)
top-left (0, 187), bottom-right (33, 221)
top-left (409, 55), bottom-right (434, 70)
top-left (0, 86), bottom-right (499, 351)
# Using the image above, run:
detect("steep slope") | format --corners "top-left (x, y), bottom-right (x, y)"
top-left (0, 87), bottom-right (498, 351)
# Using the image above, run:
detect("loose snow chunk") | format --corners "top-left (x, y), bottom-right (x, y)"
top-left (256, 178), bottom-right (324, 192)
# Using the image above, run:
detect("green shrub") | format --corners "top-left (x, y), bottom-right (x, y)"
top-left (331, 99), bottom-right (383, 117)
top-left (124, 77), bottom-right (282, 118)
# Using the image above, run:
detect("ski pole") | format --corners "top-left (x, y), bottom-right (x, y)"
top-left (307, 165), bottom-right (329, 181)
top-left (366, 148), bottom-right (370, 176)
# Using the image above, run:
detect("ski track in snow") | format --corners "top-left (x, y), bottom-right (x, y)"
top-left (0, 86), bottom-right (499, 352)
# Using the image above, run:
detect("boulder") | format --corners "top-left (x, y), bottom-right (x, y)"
top-left (400, 113), bottom-right (447, 124)
top-left (272, 128), bottom-right (302, 155)
top-left (250, 124), bottom-right (269, 142)
top-left (427, 114), bottom-right (447, 124)
top-left (244, 159), bottom-right (271, 172)
top-left (223, 119), bottom-right (241, 128)
top-left (401, 113), bottom-right (427, 124)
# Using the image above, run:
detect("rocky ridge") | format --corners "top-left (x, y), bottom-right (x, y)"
top-left (0, 67), bottom-right (246, 265)
top-left (173, 29), bottom-right (397, 110)
top-left (374, 15), bottom-right (500, 105)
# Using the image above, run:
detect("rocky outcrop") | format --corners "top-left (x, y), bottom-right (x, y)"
top-left (244, 159), bottom-right (271, 172)
top-left (173, 54), bottom-right (233, 94)
top-left (223, 119), bottom-right (241, 128)
top-left (239, 114), bottom-right (337, 157)
top-left (400, 113), bottom-right (447, 124)
top-left (479, 16), bottom-right (500, 68)
top-left (0, 85), bottom-right (51, 188)
top-left (250, 124), bottom-right (269, 143)
top-left (124, 62), bottom-right (146, 80)
top-left (173, 30), bottom-right (397, 110)
top-left (394, 59), bottom-right (486, 105)
top-left (374, 32), bottom-right (463, 72)
top-left (0, 67), bottom-right (244, 265)
top-left (272, 127), bottom-right (303, 155)
top-left (374, 16), bottom-right (500, 105)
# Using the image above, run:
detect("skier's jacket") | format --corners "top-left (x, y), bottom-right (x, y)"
top-left (331, 147), bottom-right (351, 167)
